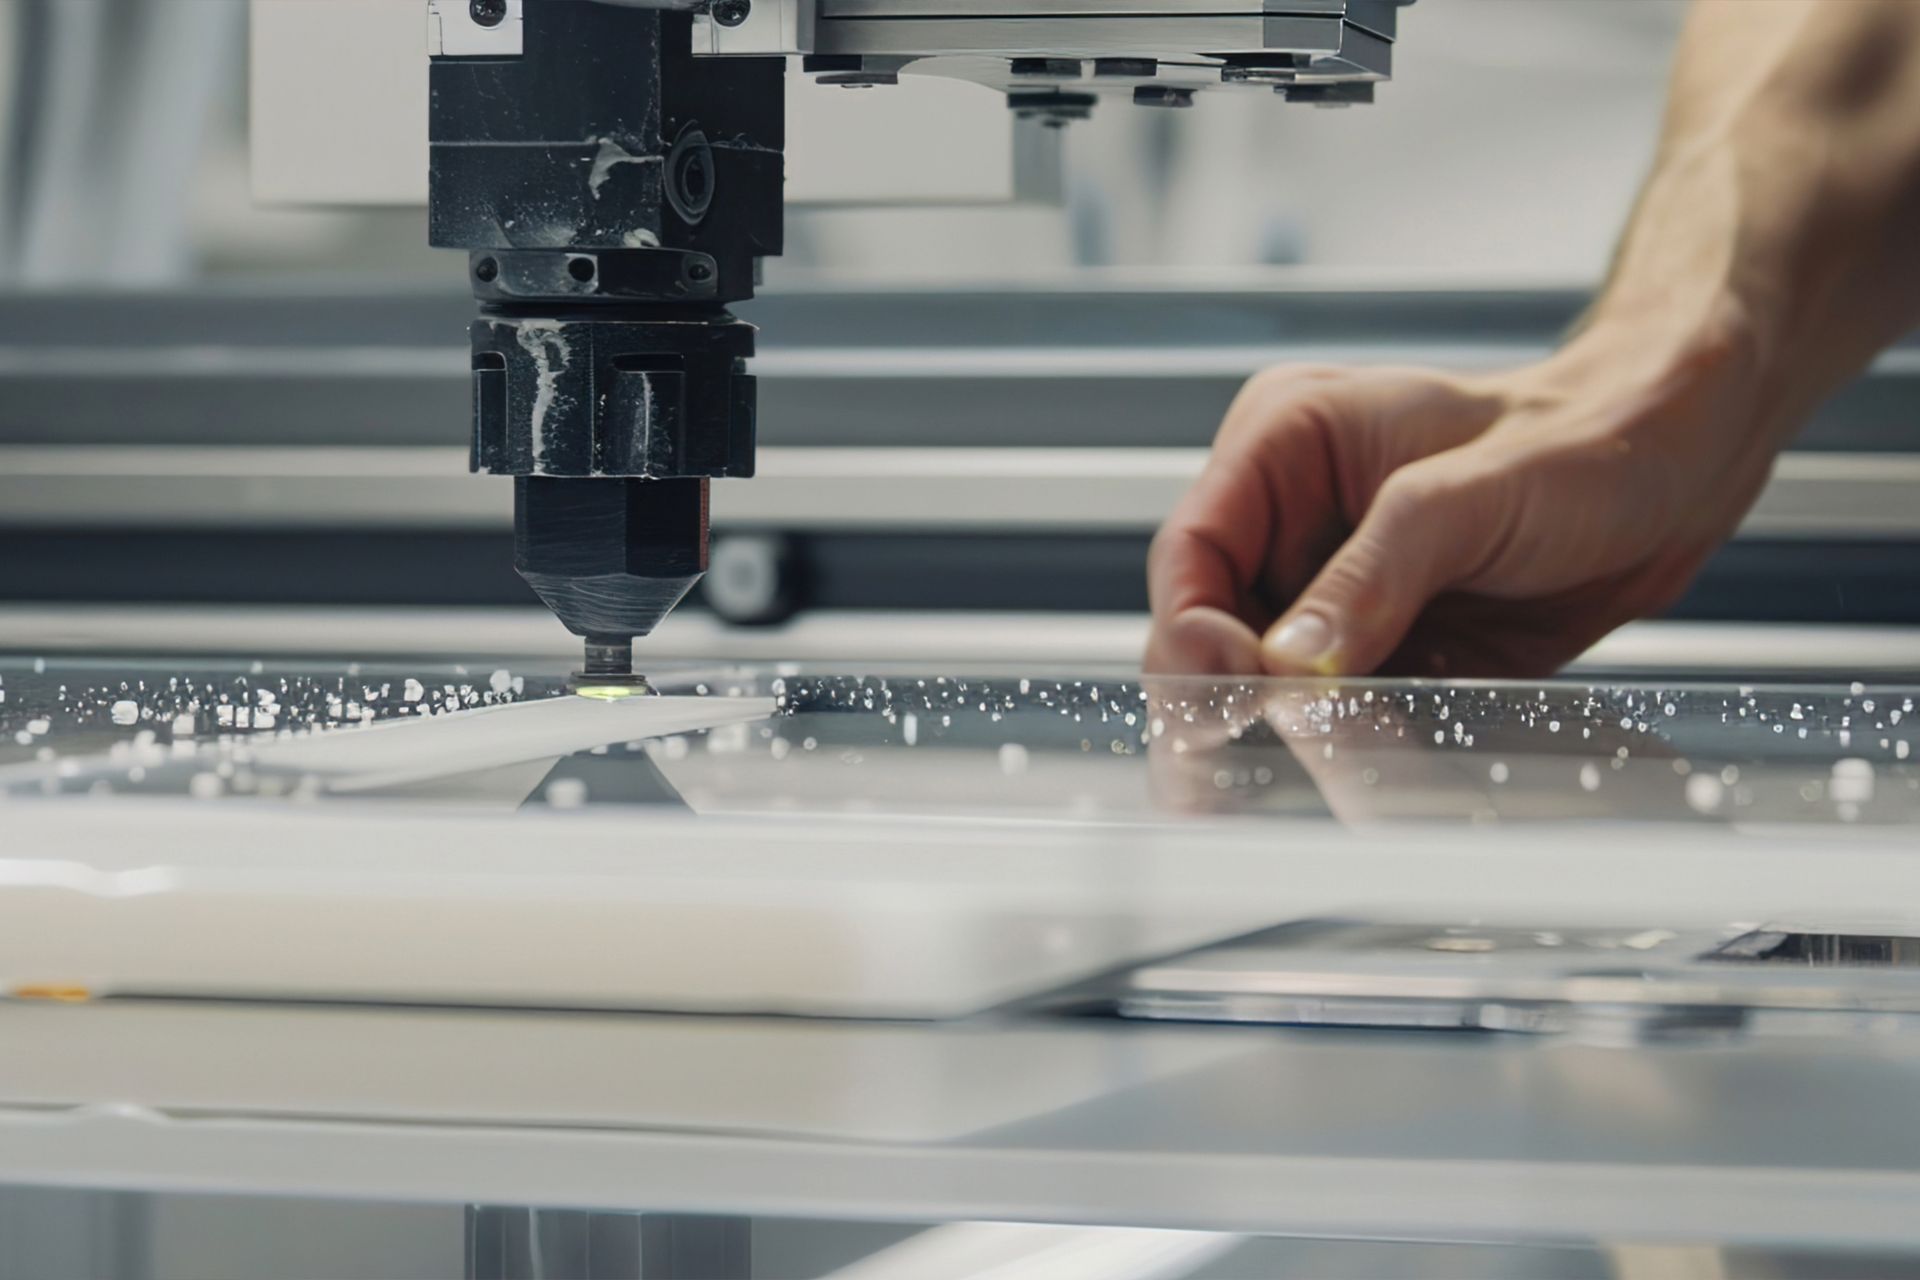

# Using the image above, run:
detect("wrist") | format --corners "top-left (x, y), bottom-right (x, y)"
top-left (1467, 297), bottom-right (1789, 543)
top-left (1555, 129), bottom-right (1820, 451)
top-left (1540, 285), bottom-right (1801, 456)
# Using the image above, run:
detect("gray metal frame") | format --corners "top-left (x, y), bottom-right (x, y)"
top-left (0, 288), bottom-right (1914, 623)
top-left (0, 287), bottom-right (1911, 453)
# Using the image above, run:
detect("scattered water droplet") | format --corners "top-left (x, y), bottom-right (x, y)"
top-left (545, 778), bottom-right (589, 809)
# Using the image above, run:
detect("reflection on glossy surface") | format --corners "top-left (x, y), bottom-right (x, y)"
top-left (0, 656), bottom-right (1916, 824)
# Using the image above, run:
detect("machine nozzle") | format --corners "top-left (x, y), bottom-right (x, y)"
top-left (574, 636), bottom-right (653, 700)
top-left (583, 636), bottom-right (635, 680)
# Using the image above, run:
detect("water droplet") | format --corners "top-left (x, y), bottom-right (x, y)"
top-left (545, 778), bottom-right (589, 809)
top-left (1685, 773), bottom-right (1724, 814)
top-left (1831, 758), bottom-right (1875, 805)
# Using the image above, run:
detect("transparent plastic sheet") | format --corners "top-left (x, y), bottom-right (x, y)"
top-left (0, 656), bottom-right (1914, 826)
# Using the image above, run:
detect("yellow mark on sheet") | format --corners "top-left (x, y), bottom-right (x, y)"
top-left (11, 984), bottom-right (93, 1003)
top-left (574, 685), bottom-right (651, 703)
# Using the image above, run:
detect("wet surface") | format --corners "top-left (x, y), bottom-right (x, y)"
top-left (0, 656), bottom-right (1915, 824)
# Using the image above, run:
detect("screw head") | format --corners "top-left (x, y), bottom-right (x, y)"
top-left (1010, 58), bottom-right (1083, 79)
top-left (474, 257), bottom-right (499, 284)
top-left (1221, 65), bottom-right (1294, 85)
top-left (469, 0), bottom-right (507, 30)
top-left (712, 0), bottom-right (751, 28)
top-left (1133, 86), bottom-right (1195, 109)
top-left (1007, 91), bottom-right (1096, 127)
top-left (817, 72), bottom-right (899, 89)
top-left (665, 128), bottom-right (716, 225)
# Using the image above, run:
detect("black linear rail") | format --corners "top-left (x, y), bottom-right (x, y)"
top-left (0, 530), bottom-right (1917, 629)
top-left (0, 290), bottom-right (1914, 452)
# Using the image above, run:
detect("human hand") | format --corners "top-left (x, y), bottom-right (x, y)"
top-left (1146, 317), bottom-right (1786, 679)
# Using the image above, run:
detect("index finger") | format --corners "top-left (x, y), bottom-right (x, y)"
top-left (1147, 447), bottom-right (1275, 623)
top-left (1149, 366), bottom-right (1357, 624)
top-left (1143, 450), bottom-right (1278, 676)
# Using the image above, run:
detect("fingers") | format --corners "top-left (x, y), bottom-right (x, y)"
top-left (1144, 605), bottom-right (1265, 676)
top-left (1259, 460), bottom-right (1502, 677)
top-left (1147, 436), bottom-right (1282, 625)
top-left (1148, 367), bottom-right (1347, 633)
top-left (1148, 364), bottom-right (1511, 679)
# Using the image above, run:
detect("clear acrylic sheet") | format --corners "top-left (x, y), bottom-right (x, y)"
top-left (0, 655), bottom-right (1915, 826)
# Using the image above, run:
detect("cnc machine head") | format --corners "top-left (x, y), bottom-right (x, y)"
top-left (428, 0), bottom-right (1416, 676)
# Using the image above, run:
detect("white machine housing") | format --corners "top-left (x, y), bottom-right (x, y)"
top-left (250, 0), bottom-right (1407, 207)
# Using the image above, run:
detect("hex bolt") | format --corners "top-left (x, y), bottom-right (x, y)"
top-left (469, 0), bottom-right (507, 29)
top-left (712, 0), bottom-right (751, 28)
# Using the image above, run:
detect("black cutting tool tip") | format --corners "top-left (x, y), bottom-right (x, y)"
top-left (570, 635), bottom-right (654, 699)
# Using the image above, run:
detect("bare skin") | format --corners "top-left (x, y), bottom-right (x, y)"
top-left (1147, 0), bottom-right (1920, 680)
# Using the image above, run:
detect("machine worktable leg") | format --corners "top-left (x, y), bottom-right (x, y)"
top-left (465, 1207), bottom-right (750, 1280)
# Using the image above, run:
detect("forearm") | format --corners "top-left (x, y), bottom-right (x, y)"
top-left (1580, 0), bottom-right (1920, 440)
top-left (1152, 4), bottom-right (1920, 681)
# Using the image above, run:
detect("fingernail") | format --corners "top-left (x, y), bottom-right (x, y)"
top-left (1262, 611), bottom-right (1337, 673)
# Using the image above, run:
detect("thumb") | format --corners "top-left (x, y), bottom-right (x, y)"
top-left (1260, 463), bottom-right (1489, 677)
